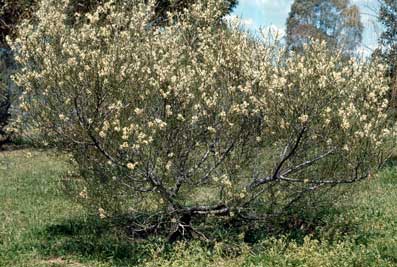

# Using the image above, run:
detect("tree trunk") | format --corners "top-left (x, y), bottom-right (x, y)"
top-left (167, 212), bottom-right (193, 242)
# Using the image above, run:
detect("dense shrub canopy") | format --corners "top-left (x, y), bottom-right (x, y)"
top-left (10, 0), bottom-right (396, 236)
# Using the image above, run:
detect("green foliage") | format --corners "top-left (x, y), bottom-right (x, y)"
top-left (375, 0), bottom-right (397, 107)
top-left (151, 0), bottom-right (237, 24)
top-left (377, 0), bottom-right (397, 73)
top-left (286, 0), bottom-right (363, 54)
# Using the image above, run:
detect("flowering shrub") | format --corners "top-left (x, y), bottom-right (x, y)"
top-left (10, 0), bottom-right (396, 237)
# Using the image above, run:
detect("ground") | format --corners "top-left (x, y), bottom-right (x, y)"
top-left (1, 149), bottom-right (397, 267)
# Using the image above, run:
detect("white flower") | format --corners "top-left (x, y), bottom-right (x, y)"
top-left (191, 115), bottom-right (199, 124)
top-left (79, 187), bottom-right (88, 199)
top-left (98, 208), bottom-right (106, 219)
top-left (177, 114), bottom-right (185, 121)
top-left (134, 108), bottom-right (144, 116)
top-left (298, 114), bottom-right (309, 124)
top-left (99, 131), bottom-right (106, 138)
top-left (341, 120), bottom-right (350, 130)
top-left (165, 161), bottom-right (172, 171)
top-left (165, 105), bottom-right (173, 116)
top-left (155, 119), bottom-right (167, 129)
top-left (120, 142), bottom-right (129, 149)
top-left (127, 162), bottom-right (137, 170)
top-left (207, 126), bottom-right (216, 134)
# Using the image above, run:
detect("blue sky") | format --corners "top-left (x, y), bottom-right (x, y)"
top-left (232, 0), bottom-right (381, 54)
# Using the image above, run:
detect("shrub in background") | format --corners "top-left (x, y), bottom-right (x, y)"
top-left (10, 0), bottom-right (396, 238)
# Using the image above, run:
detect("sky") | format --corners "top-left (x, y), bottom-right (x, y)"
top-left (232, 0), bottom-right (382, 55)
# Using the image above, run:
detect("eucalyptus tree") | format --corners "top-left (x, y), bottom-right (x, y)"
top-left (286, 0), bottom-right (363, 55)
top-left (375, 0), bottom-right (397, 108)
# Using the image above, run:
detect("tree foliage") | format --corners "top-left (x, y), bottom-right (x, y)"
top-left (155, 0), bottom-right (237, 22)
top-left (286, 0), bottom-right (363, 54)
top-left (11, 0), bottom-right (395, 238)
top-left (375, 0), bottom-right (397, 107)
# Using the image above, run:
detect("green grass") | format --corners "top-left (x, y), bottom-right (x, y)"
top-left (1, 149), bottom-right (397, 266)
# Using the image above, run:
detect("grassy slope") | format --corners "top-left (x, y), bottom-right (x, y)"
top-left (0, 149), bottom-right (397, 267)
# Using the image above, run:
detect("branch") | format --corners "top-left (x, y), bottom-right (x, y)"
top-left (248, 127), bottom-right (306, 190)
top-left (279, 173), bottom-right (369, 185)
top-left (280, 161), bottom-right (368, 186)
top-left (187, 204), bottom-right (229, 215)
top-left (187, 147), bottom-right (212, 177)
top-left (143, 168), bottom-right (180, 209)
top-left (281, 149), bottom-right (335, 177)
top-left (198, 139), bottom-right (237, 183)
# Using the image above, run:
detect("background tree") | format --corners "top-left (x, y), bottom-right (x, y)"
top-left (0, 0), bottom-right (35, 148)
top-left (0, 0), bottom-right (36, 48)
top-left (151, 0), bottom-right (237, 24)
top-left (57, 0), bottom-right (238, 25)
top-left (374, 0), bottom-right (397, 108)
top-left (286, 0), bottom-right (363, 54)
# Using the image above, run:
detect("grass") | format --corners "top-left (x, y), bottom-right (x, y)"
top-left (1, 149), bottom-right (397, 266)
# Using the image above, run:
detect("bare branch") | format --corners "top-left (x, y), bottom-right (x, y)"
top-left (248, 127), bottom-right (306, 190)
top-left (281, 148), bottom-right (335, 177)
top-left (187, 203), bottom-right (229, 215)
top-left (279, 173), bottom-right (368, 185)
top-left (198, 139), bottom-right (237, 182)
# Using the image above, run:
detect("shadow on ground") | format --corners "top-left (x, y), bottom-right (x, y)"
top-left (30, 216), bottom-right (161, 266)
top-left (23, 204), bottom-right (370, 267)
